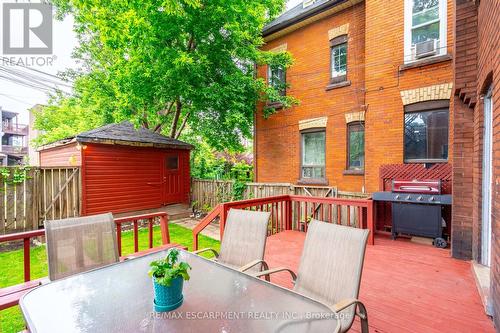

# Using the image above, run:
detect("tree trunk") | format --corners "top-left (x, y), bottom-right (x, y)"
top-left (170, 99), bottom-right (182, 138)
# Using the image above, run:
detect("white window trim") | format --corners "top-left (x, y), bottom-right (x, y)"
top-left (403, 0), bottom-right (447, 64)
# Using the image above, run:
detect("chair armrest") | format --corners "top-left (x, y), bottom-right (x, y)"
top-left (330, 298), bottom-right (369, 333)
top-left (239, 260), bottom-right (271, 281)
top-left (239, 259), bottom-right (269, 272)
top-left (251, 267), bottom-right (297, 281)
top-left (330, 298), bottom-right (359, 312)
top-left (192, 248), bottom-right (219, 258)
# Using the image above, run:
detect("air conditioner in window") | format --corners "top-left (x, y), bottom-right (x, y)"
top-left (414, 39), bottom-right (439, 59)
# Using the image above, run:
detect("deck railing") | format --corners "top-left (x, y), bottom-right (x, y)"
top-left (0, 212), bottom-right (170, 284)
top-left (193, 195), bottom-right (374, 250)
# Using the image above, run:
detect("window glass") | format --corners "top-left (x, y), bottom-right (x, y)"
top-left (348, 123), bottom-right (364, 170)
top-left (302, 131), bottom-right (325, 179)
top-left (268, 65), bottom-right (286, 96)
top-left (411, 0), bottom-right (440, 44)
top-left (331, 43), bottom-right (347, 78)
top-left (166, 156), bottom-right (179, 170)
top-left (404, 108), bottom-right (449, 161)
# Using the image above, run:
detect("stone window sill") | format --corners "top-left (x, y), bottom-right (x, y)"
top-left (297, 178), bottom-right (329, 186)
top-left (343, 169), bottom-right (364, 175)
top-left (325, 80), bottom-right (351, 91)
top-left (399, 54), bottom-right (452, 72)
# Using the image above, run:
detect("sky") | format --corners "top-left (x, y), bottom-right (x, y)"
top-left (0, 0), bottom-right (302, 125)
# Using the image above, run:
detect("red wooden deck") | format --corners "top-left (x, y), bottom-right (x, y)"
top-left (264, 231), bottom-right (495, 333)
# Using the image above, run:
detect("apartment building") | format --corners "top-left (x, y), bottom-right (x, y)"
top-left (0, 107), bottom-right (28, 166)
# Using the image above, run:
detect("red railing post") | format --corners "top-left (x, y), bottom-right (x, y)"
top-left (148, 218), bottom-right (154, 249)
top-left (23, 238), bottom-right (30, 282)
top-left (117, 226), bottom-right (122, 257)
top-left (159, 214), bottom-right (170, 244)
top-left (220, 204), bottom-right (228, 241)
top-left (133, 220), bottom-right (139, 253)
top-left (193, 233), bottom-right (199, 251)
top-left (367, 200), bottom-right (375, 245)
top-left (286, 197), bottom-right (293, 230)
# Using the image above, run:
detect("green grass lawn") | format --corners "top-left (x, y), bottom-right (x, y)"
top-left (0, 223), bottom-right (219, 333)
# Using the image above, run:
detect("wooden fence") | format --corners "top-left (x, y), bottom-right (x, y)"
top-left (191, 179), bottom-right (369, 211)
top-left (0, 167), bottom-right (81, 235)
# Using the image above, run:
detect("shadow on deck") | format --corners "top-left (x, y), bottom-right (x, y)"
top-left (264, 231), bottom-right (494, 333)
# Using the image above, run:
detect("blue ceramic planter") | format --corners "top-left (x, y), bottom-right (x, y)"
top-left (153, 276), bottom-right (184, 312)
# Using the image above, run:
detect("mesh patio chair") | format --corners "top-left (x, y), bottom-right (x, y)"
top-left (193, 208), bottom-right (271, 278)
top-left (253, 219), bottom-right (370, 333)
top-left (45, 213), bottom-right (119, 281)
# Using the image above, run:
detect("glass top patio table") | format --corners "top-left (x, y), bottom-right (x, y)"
top-left (21, 249), bottom-right (339, 333)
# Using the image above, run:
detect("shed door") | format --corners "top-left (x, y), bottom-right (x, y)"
top-left (162, 153), bottom-right (183, 204)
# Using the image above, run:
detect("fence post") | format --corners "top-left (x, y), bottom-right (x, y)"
top-left (367, 200), bottom-right (375, 245)
top-left (160, 214), bottom-right (170, 244)
top-left (286, 197), bottom-right (293, 230)
top-left (220, 203), bottom-right (228, 240)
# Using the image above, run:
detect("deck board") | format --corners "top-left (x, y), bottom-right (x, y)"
top-left (264, 231), bottom-right (495, 333)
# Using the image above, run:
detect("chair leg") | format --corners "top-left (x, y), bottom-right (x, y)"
top-left (356, 302), bottom-right (369, 333)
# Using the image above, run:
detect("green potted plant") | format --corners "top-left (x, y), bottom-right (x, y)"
top-left (148, 249), bottom-right (191, 312)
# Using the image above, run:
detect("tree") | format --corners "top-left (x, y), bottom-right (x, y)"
top-left (48, 0), bottom-right (297, 150)
top-left (32, 97), bottom-right (104, 145)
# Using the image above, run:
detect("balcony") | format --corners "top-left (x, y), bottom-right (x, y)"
top-left (0, 145), bottom-right (28, 155)
top-left (1, 123), bottom-right (28, 136)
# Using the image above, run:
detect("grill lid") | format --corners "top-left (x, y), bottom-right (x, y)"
top-left (392, 180), bottom-right (441, 194)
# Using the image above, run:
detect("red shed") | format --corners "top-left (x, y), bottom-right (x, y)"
top-left (38, 122), bottom-right (193, 216)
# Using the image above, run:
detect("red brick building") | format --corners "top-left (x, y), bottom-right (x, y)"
top-left (453, 0), bottom-right (499, 324)
top-left (255, 0), bottom-right (454, 194)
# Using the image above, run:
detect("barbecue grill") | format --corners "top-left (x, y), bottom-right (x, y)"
top-left (372, 179), bottom-right (452, 248)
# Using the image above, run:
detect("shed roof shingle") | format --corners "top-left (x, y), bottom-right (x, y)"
top-left (75, 121), bottom-right (193, 149)
top-left (39, 121), bottom-right (193, 151)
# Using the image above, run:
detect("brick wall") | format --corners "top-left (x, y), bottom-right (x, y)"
top-left (364, 0), bottom-right (454, 193)
top-left (255, 0), bottom-right (455, 193)
top-left (453, 0), bottom-right (500, 325)
top-left (255, 2), bottom-right (366, 192)
top-left (452, 0), bottom-right (477, 261)
top-left (476, 0), bottom-right (500, 326)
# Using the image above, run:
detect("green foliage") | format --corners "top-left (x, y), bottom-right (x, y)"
top-left (44, 0), bottom-right (297, 151)
top-left (231, 180), bottom-right (247, 201)
top-left (148, 249), bottom-right (191, 286)
top-left (231, 162), bottom-right (253, 181)
top-left (0, 166), bottom-right (31, 186)
top-left (32, 97), bottom-right (105, 146)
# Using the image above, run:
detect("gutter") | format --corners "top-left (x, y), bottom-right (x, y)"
top-left (263, 0), bottom-right (348, 37)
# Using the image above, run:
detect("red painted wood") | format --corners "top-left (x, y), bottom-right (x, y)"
top-left (81, 143), bottom-right (190, 215)
top-left (117, 226), bottom-right (122, 257)
top-left (133, 221), bottom-right (139, 253)
top-left (0, 279), bottom-right (44, 311)
top-left (193, 195), bottom-right (375, 249)
top-left (120, 243), bottom-right (187, 261)
top-left (159, 215), bottom-right (170, 244)
top-left (264, 232), bottom-right (495, 333)
top-left (39, 142), bottom-right (81, 167)
top-left (23, 238), bottom-right (30, 282)
top-left (148, 219), bottom-right (154, 249)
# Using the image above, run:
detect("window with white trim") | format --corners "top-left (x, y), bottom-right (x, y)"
top-left (330, 35), bottom-right (348, 83)
top-left (404, 0), bottom-right (447, 63)
top-left (301, 130), bottom-right (326, 180)
top-left (267, 65), bottom-right (286, 96)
